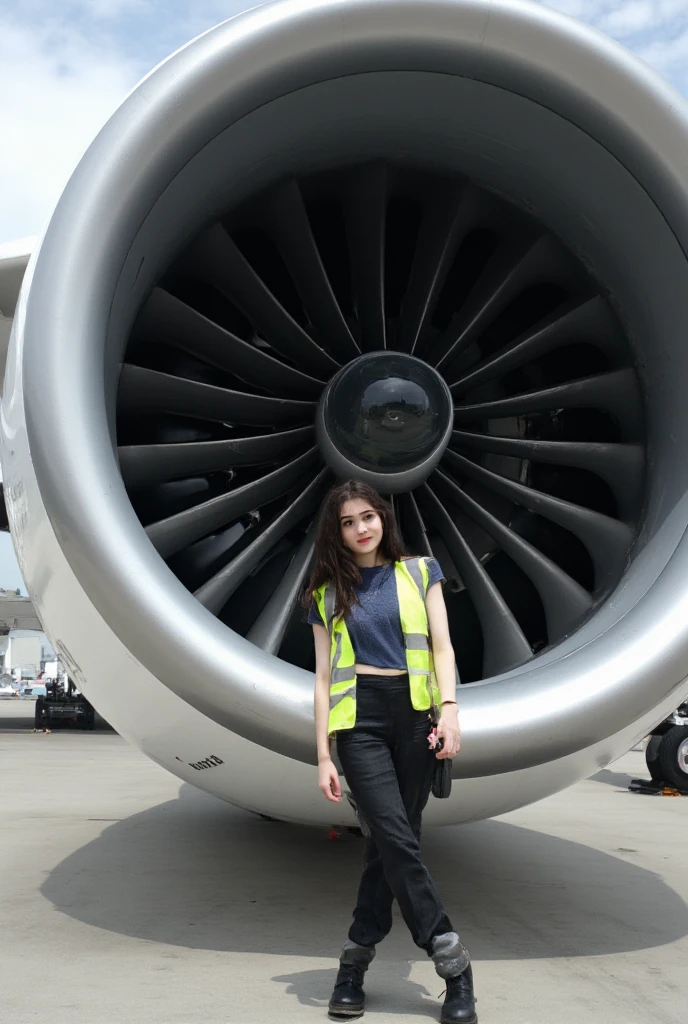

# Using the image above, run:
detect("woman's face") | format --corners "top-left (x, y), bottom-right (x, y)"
top-left (339, 498), bottom-right (384, 560)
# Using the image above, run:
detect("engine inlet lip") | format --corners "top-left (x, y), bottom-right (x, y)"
top-left (10, 0), bottom-right (688, 773)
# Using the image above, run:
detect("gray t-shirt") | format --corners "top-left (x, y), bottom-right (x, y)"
top-left (309, 558), bottom-right (445, 670)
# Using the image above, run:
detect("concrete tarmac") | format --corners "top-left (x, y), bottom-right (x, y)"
top-left (1, 699), bottom-right (687, 1024)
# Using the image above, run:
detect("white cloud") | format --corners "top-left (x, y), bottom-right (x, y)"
top-left (1, 1), bottom-right (687, 245)
top-left (0, 17), bottom-right (140, 241)
top-left (0, 1), bottom-right (252, 242)
top-left (601, 2), bottom-right (656, 36)
top-left (544, 0), bottom-right (687, 22)
top-left (637, 26), bottom-right (688, 73)
top-left (542, 0), bottom-right (688, 41)
top-left (541, 2), bottom-right (688, 94)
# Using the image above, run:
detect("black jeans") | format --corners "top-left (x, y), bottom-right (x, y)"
top-left (336, 674), bottom-right (454, 954)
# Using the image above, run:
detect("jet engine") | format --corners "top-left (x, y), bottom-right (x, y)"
top-left (3, 0), bottom-right (688, 825)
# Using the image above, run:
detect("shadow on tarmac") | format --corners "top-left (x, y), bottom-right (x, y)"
top-left (40, 782), bottom-right (688, 969)
top-left (0, 707), bottom-right (113, 733)
top-left (590, 768), bottom-right (638, 789)
top-left (271, 960), bottom-right (438, 1017)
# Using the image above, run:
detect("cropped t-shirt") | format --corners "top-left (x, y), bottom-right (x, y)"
top-left (308, 558), bottom-right (446, 670)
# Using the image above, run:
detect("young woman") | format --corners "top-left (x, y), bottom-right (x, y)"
top-left (305, 480), bottom-right (477, 1024)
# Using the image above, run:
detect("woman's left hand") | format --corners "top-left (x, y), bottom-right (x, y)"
top-left (436, 706), bottom-right (461, 759)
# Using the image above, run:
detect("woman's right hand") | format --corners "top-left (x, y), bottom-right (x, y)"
top-left (318, 758), bottom-right (342, 803)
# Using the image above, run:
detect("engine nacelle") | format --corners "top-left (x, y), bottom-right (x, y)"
top-left (4, 0), bottom-right (688, 825)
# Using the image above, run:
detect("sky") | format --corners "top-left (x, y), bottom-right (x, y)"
top-left (1, 0), bottom-right (688, 589)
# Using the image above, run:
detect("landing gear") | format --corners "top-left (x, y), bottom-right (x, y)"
top-left (654, 726), bottom-right (688, 793)
top-left (640, 704), bottom-right (688, 794)
top-left (644, 734), bottom-right (664, 783)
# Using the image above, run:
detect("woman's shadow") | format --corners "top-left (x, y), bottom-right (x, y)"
top-left (40, 782), bottom-right (688, 1013)
top-left (271, 958), bottom-right (442, 1018)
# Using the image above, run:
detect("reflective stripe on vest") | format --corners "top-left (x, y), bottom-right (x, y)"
top-left (314, 558), bottom-right (442, 736)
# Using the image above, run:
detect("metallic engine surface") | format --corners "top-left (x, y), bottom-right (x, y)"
top-left (3, 0), bottom-right (688, 824)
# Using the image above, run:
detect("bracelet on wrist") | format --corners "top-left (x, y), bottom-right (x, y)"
top-left (441, 700), bottom-right (457, 706)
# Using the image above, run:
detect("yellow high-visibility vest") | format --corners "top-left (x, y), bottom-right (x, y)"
top-left (314, 557), bottom-right (441, 736)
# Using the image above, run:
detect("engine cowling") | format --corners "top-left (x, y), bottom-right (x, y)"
top-left (3, 0), bottom-right (688, 825)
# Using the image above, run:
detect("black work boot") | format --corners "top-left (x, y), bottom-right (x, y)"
top-left (328, 939), bottom-right (376, 1019)
top-left (431, 932), bottom-right (477, 1024)
top-left (439, 964), bottom-right (477, 1024)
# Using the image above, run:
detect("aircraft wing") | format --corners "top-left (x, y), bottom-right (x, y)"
top-left (0, 239), bottom-right (34, 392)
top-left (0, 594), bottom-right (41, 633)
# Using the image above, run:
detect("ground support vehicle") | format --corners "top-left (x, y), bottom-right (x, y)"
top-left (34, 680), bottom-right (95, 731)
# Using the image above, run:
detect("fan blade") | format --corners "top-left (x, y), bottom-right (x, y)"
top-left (419, 484), bottom-right (532, 676)
top-left (135, 289), bottom-right (323, 399)
top-left (398, 491), bottom-right (434, 558)
top-left (434, 470), bottom-right (592, 639)
top-left (443, 449), bottom-right (634, 587)
top-left (435, 234), bottom-right (567, 372)
top-left (453, 368), bottom-right (642, 440)
top-left (345, 163), bottom-right (387, 351)
top-left (183, 224), bottom-right (339, 378)
top-left (398, 182), bottom-right (481, 354)
top-left (451, 430), bottom-right (644, 522)
top-left (450, 296), bottom-right (624, 395)
top-left (146, 448), bottom-right (319, 559)
top-left (118, 364), bottom-right (314, 427)
top-left (265, 179), bottom-right (359, 363)
top-left (195, 471), bottom-right (328, 615)
top-left (246, 524), bottom-right (316, 654)
top-left (119, 426), bottom-right (313, 488)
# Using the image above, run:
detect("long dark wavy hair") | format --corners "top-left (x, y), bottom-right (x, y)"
top-left (303, 480), bottom-right (406, 624)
